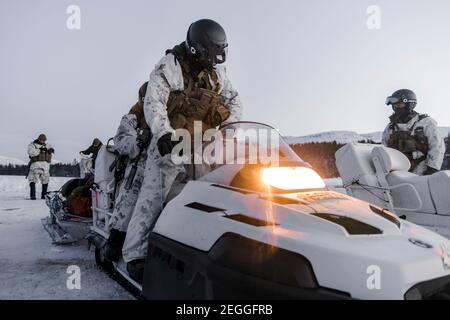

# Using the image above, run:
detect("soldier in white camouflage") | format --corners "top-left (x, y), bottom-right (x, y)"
top-left (382, 89), bottom-right (444, 175)
top-left (27, 134), bottom-right (54, 200)
top-left (122, 19), bottom-right (243, 282)
top-left (104, 82), bottom-right (152, 262)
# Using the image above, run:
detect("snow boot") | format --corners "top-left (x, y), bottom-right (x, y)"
top-left (126, 259), bottom-right (145, 283)
top-left (41, 183), bottom-right (48, 199)
top-left (104, 229), bottom-right (126, 262)
top-left (30, 182), bottom-right (36, 200)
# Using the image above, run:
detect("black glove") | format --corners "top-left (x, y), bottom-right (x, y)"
top-left (423, 166), bottom-right (438, 176)
top-left (47, 148), bottom-right (54, 154)
top-left (40, 146), bottom-right (47, 152)
top-left (157, 133), bottom-right (177, 157)
top-left (137, 128), bottom-right (152, 150)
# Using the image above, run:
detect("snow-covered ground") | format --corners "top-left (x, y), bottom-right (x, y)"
top-left (0, 175), bottom-right (133, 300)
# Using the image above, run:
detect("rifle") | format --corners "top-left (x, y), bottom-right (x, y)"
top-left (124, 129), bottom-right (152, 190)
top-left (124, 149), bottom-right (145, 191)
top-left (108, 153), bottom-right (128, 200)
top-left (25, 159), bottom-right (31, 179)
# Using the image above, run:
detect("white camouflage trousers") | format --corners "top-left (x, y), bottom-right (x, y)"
top-left (122, 139), bottom-right (185, 262)
top-left (108, 157), bottom-right (147, 233)
top-left (28, 163), bottom-right (50, 184)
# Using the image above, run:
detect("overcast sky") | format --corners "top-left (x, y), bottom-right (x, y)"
top-left (2, 0), bottom-right (450, 162)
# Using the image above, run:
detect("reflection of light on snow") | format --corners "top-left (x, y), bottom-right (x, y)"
top-left (262, 167), bottom-right (326, 190)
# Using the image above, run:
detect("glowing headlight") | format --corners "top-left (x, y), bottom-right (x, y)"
top-left (261, 167), bottom-right (326, 190)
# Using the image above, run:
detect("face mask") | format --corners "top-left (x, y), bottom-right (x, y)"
top-left (392, 105), bottom-right (412, 122)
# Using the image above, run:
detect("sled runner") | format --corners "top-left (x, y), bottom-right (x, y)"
top-left (42, 144), bottom-right (117, 245)
top-left (42, 188), bottom-right (92, 245)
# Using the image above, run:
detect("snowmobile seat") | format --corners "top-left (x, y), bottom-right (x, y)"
top-left (336, 143), bottom-right (447, 214)
top-left (335, 143), bottom-right (385, 206)
top-left (335, 143), bottom-right (379, 187)
top-left (428, 171), bottom-right (450, 215)
top-left (370, 145), bottom-right (411, 173)
top-left (371, 146), bottom-right (441, 214)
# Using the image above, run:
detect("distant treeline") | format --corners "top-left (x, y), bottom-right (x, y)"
top-left (0, 163), bottom-right (80, 177)
top-left (1, 141), bottom-right (378, 179)
top-left (291, 140), bottom-right (378, 178)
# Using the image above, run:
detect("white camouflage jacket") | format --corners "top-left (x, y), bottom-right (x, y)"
top-left (113, 114), bottom-right (141, 160)
top-left (27, 141), bottom-right (53, 171)
top-left (143, 53), bottom-right (242, 141)
top-left (382, 113), bottom-right (445, 173)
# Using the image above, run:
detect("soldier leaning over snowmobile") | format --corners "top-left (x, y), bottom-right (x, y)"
top-left (27, 134), bottom-right (54, 200)
top-left (80, 138), bottom-right (103, 169)
top-left (104, 81), bottom-right (152, 262)
top-left (116, 19), bottom-right (242, 282)
top-left (382, 89), bottom-right (444, 176)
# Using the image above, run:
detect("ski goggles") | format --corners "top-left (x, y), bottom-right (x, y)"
top-left (385, 96), bottom-right (416, 105)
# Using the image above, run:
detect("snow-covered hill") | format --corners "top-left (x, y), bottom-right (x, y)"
top-left (284, 131), bottom-right (381, 145)
top-left (0, 156), bottom-right (26, 166)
top-left (0, 155), bottom-right (64, 166)
top-left (285, 127), bottom-right (450, 146)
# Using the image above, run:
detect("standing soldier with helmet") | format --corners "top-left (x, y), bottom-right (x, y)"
top-left (27, 134), bottom-right (55, 200)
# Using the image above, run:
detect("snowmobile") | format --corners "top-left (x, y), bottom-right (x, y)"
top-left (42, 143), bottom-right (117, 245)
top-left (89, 122), bottom-right (450, 300)
top-left (335, 142), bottom-right (450, 239)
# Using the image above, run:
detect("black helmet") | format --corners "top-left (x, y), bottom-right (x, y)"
top-left (385, 89), bottom-right (417, 110)
top-left (185, 19), bottom-right (228, 68)
top-left (38, 134), bottom-right (47, 142)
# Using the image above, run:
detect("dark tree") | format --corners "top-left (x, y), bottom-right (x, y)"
top-left (290, 140), bottom-right (379, 178)
top-left (0, 163), bottom-right (80, 177)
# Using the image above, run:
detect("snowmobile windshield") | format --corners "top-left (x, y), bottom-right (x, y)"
top-left (195, 121), bottom-right (305, 168)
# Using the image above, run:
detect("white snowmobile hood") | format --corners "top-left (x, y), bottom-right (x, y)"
top-left (154, 180), bottom-right (450, 300)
